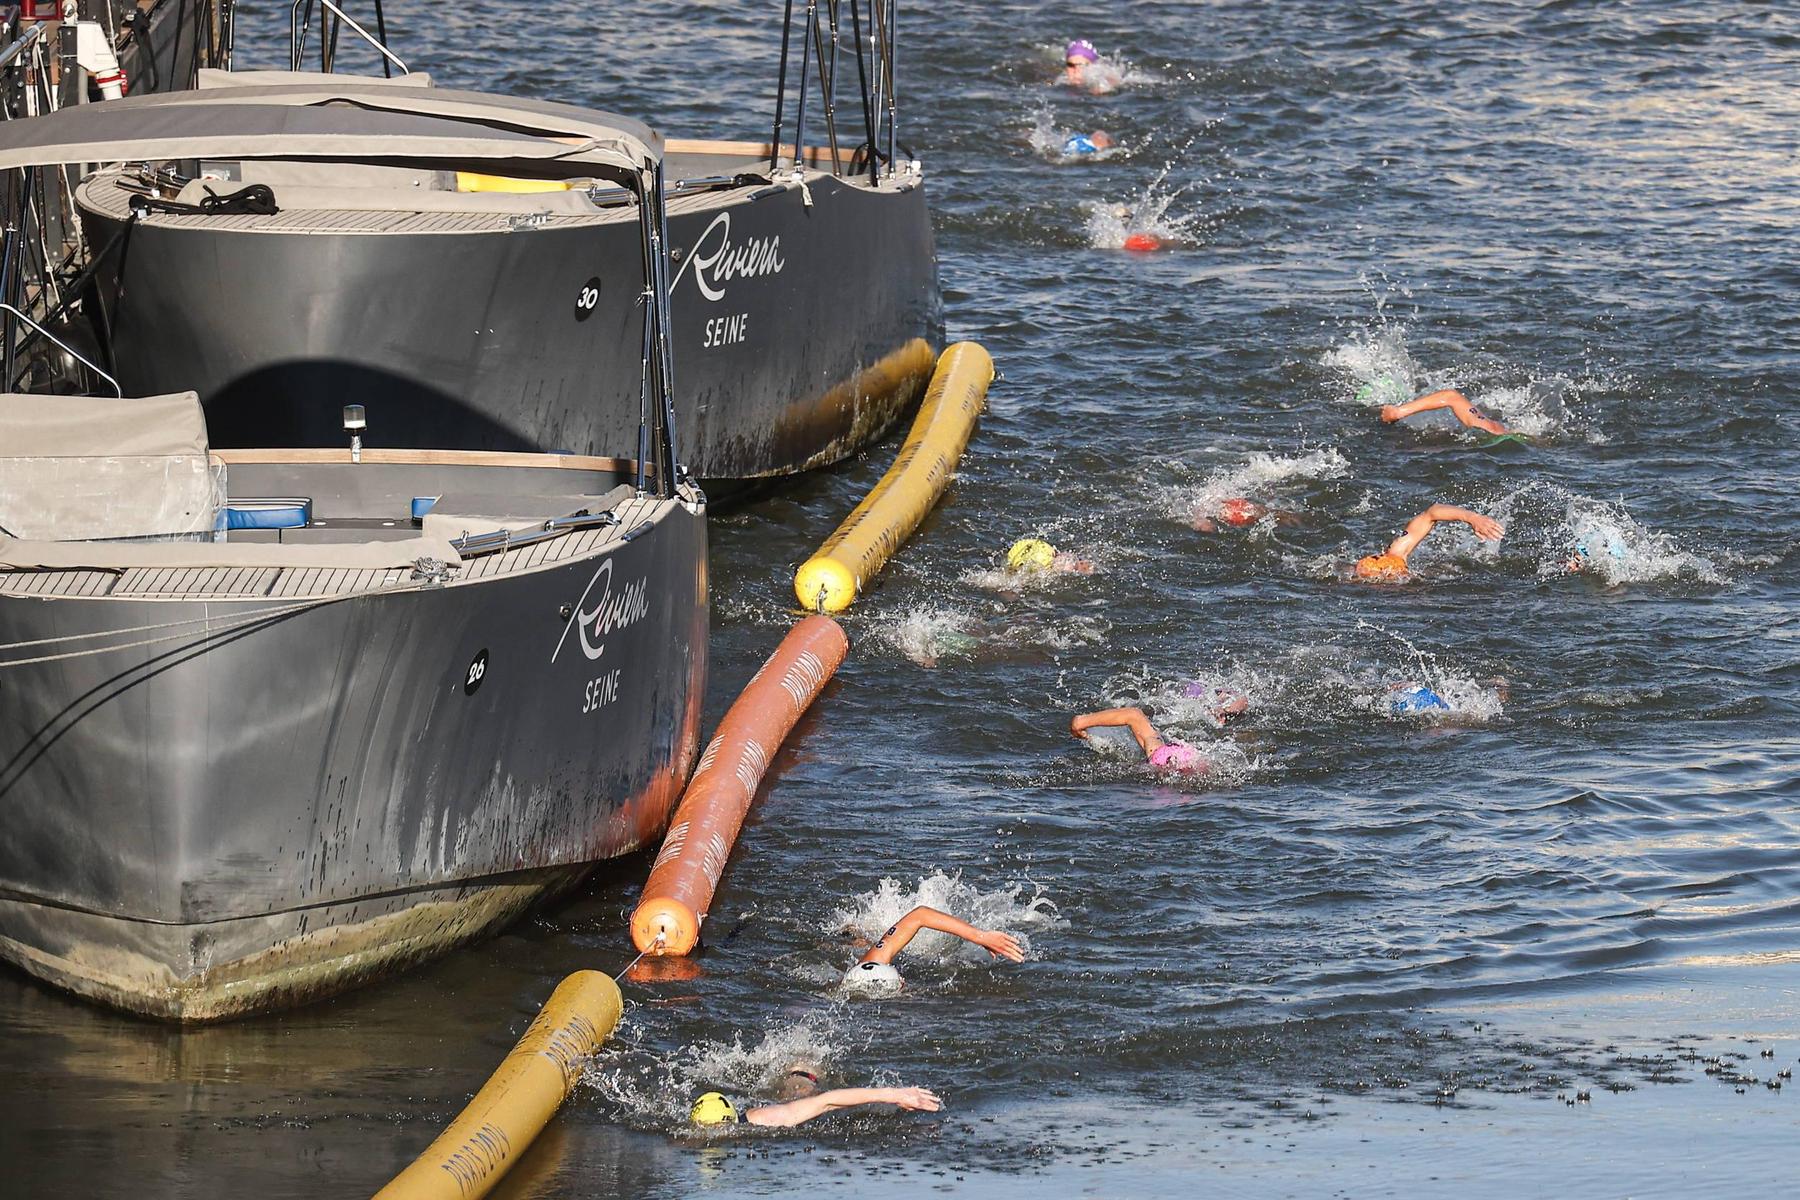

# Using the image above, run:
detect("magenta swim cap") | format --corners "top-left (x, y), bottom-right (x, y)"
top-left (1150, 741), bottom-right (1204, 771)
top-left (1065, 40), bottom-right (1099, 63)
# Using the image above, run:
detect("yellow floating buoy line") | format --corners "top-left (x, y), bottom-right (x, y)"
top-left (373, 971), bottom-right (623, 1200)
top-left (794, 341), bottom-right (994, 613)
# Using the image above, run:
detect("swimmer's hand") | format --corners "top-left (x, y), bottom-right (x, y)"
top-left (883, 1087), bottom-right (944, 1113)
top-left (1465, 513), bottom-right (1505, 541)
top-left (973, 928), bottom-right (1027, 962)
top-left (1379, 404), bottom-right (1404, 424)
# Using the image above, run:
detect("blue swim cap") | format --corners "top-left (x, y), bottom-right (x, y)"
top-left (1574, 534), bottom-right (1626, 561)
top-left (1390, 684), bottom-right (1451, 715)
top-left (1062, 133), bottom-right (1100, 156)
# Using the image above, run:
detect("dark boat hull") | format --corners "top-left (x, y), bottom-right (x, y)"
top-left (82, 172), bottom-right (941, 482)
top-left (0, 496), bottom-right (707, 1021)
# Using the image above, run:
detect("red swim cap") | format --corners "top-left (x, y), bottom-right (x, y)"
top-left (1122, 232), bottom-right (1161, 252)
top-left (1355, 553), bottom-right (1408, 580)
top-left (1219, 498), bottom-right (1259, 526)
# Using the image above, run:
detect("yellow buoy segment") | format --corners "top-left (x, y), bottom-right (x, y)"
top-left (372, 971), bottom-right (622, 1200)
top-left (794, 341), bottom-right (994, 612)
top-left (454, 171), bottom-right (572, 194)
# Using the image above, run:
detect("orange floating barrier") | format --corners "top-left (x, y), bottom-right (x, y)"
top-left (630, 615), bottom-right (849, 955)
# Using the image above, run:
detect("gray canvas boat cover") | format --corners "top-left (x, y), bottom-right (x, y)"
top-left (0, 392), bottom-right (225, 541)
top-left (0, 82), bottom-right (660, 184)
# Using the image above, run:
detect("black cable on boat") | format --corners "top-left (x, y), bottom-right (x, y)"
top-left (372, 0), bottom-right (391, 77)
top-left (791, 0), bottom-right (818, 172)
top-left (4, 211), bottom-right (137, 393)
top-left (769, 0), bottom-right (794, 174)
top-left (849, 0), bottom-right (878, 185)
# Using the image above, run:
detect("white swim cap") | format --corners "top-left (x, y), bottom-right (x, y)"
top-left (844, 960), bottom-right (903, 989)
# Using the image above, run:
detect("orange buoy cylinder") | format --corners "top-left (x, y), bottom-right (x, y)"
top-left (630, 615), bottom-right (850, 955)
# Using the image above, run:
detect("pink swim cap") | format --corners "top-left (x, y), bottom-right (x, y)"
top-left (1065, 40), bottom-right (1099, 63)
top-left (1150, 741), bottom-right (1204, 771)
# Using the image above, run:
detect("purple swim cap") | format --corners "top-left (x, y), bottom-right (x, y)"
top-left (1150, 741), bottom-right (1204, 771)
top-left (1065, 39), bottom-right (1099, 63)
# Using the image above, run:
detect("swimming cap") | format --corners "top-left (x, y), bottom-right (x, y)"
top-left (1062, 133), bottom-right (1100, 156)
top-left (1065, 40), bottom-right (1099, 63)
top-left (845, 960), bottom-right (903, 988)
top-left (1389, 684), bottom-right (1451, 715)
top-left (1219, 498), bottom-right (1260, 527)
top-left (1149, 741), bottom-right (1204, 771)
top-left (1573, 534), bottom-right (1626, 561)
top-left (1355, 553), bottom-right (1408, 580)
top-left (690, 1092), bottom-right (740, 1126)
top-left (1356, 374), bottom-right (1408, 406)
top-left (1006, 537), bottom-right (1056, 571)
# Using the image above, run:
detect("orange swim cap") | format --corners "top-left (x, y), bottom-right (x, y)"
top-left (1355, 553), bottom-right (1408, 580)
top-left (1219, 498), bottom-right (1259, 527)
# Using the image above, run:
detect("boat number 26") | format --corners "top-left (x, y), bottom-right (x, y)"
top-left (573, 276), bottom-right (602, 322)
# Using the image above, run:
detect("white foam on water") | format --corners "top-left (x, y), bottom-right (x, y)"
top-left (831, 871), bottom-right (1063, 968)
top-left (1324, 322), bottom-right (1420, 406)
top-left (1168, 447), bottom-right (1350, 525)
top-left (1083, 166), bottom-right (1204, 249)
top-left (1553, 495), bottom-right (1721, 585)
top-left (1026, 105), bottom-right (1125, 164)
top-left (584, 1010), bottom-right (856, 1130)
top-left (875, 605), bottom-right (984, 667)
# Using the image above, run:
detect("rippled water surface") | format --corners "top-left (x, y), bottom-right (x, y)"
top-left (5, 1), bottom-right (1798, 1195)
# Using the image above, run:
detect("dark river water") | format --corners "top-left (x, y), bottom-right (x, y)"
top-left (5, 1), bottom-right (1798, 1195)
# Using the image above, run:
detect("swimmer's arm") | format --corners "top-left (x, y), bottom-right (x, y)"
top-left (1381, 390), bottom-right (1508, 434)
top-left (1070, 707), bottom-right (1162, 757)
top-left (860, 906), bottom-right (1025, 965)
top-left (745, 1087), bottom-right (942, 1128)
top-left (1386, 504), bottom-right (1504, 559)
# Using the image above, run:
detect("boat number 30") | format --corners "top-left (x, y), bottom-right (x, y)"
top-left (573, 277), bottom-right (602, 322)
top-left (464, 648), bottom-right (489, 695)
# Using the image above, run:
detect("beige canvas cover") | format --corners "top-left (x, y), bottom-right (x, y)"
top-left (196, 68), bottom-right (436, 90)
top-left (0, 392), bottom-right (223, 540)
top-left (0, 81), bottom-right (660, 185)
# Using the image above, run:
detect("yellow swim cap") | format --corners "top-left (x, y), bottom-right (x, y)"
top-left (1006, 537), bottom-right (1056, 571)
top-left (690, 1091), bottom-right (739, 1125)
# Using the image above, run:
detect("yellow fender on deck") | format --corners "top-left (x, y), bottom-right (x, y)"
top-left (372, 971), bottom-right (622, 1200)
top-left (454, 171), bottom-right (573, 194)
top-left (794, 341), bottom-right (994, 613)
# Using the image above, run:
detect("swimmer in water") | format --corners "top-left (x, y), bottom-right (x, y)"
top-left (1062, 39), bottom-right (1104, 89)
top-left (1566, 531), bottom-right (1627, 573)
top-left (845, 906), bottom-right (1026, 989)
top-left (1190, 497), bottom-right (1301, 533)
top-left (1070, 707), bottom-right (1209, 772)
top-left (1182, 680), bottom-right (1251, 727)
top-left (1354, 503), bottom-right (1504, 581)
top-left (1006, 537), bottom-right (1094, 574)
top-left (1061, 129), bottom-right (1114, 158)
top-left (1386, 682), bottom-right (1452, 716)
top-left (690, 1083), bottom-right (943, 1129)
top-left (1378, 388), bottom-right (1509, 436)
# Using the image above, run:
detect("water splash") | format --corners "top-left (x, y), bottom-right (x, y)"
top-left (873, 604), bottom-right (1108, 667)
top-left (584, 1010), bottom-right (857, 1131)
top-left (1168, 447), bottom-right (1350, 526)
top-left (1554, 494), bottom-right (1721, 585)
top-left (831, 872), bottom-right (1062, 968)
top-left (1026, 105), bottom-right (1125, 164)
top-left (1043, 44), bottom-right (1162, 93)
top-left (1083, 166), bottom-right (1205, 249)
